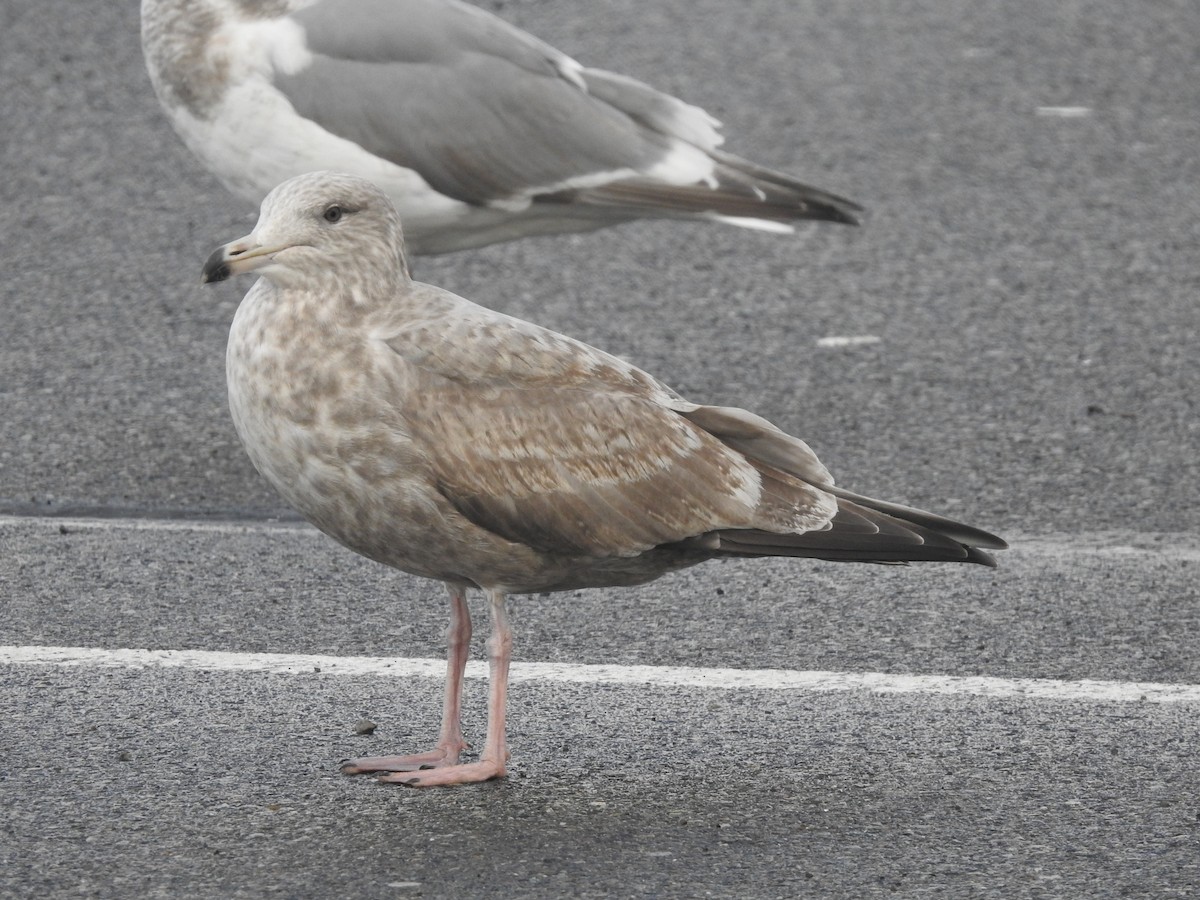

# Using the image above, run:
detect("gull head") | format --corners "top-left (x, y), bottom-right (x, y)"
top-left (202, 171), bottom-right (408, 290)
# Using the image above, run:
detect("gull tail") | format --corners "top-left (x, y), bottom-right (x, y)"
top-left (673, 403), bottom-right (1005, 566)
top-left (568, 67), bottom-right (862, 228)
top-left (704, 489), bottom-right (1005, 567)
top-left (563, 154), bottom-right (862, 229)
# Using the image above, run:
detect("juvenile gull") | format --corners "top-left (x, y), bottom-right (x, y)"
top-left (144, 0), bottom-right (861, 255)
top-left (202, 172), bottom-right (1004, 787)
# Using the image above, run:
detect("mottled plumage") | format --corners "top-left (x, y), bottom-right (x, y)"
top-left (202, 172), bottom-right (1004, 786)
top-left (145, 0), bottom-right (862, 254)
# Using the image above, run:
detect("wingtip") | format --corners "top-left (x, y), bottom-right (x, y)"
top-left (965, 546), bottom-right (1000, 568)
top-left (807, 194), bottom-right (864, 227)
top-left (969, 531), bottom-right (1009, 552)
top-left (821, 205), bottom-right (862, 227)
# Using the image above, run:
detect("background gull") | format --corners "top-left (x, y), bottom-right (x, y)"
top-left (143, 0), bottom-right (862, 255)
top-left (201, 171), bottom-right (1004, 787)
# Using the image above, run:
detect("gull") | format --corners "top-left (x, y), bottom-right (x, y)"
top-left (143, 0), bottom-right (862, 255)
top-left (201, 172), bottom-right (1004, 787)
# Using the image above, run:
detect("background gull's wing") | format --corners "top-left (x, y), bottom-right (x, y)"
top-left (277, 0), bottom-right (711, 205)
top-left (274, 0), bottom-right (861, 223)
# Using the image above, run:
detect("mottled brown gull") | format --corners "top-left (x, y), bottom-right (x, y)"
top-left (201, 172), bottom-right (1004, 787)
top-left (144, 0), bottom-right (861, 255)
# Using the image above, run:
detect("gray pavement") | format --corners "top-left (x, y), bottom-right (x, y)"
top-left (4, 658), bottom-right (1198, 899)
top-left (2, 0), bottom-right (1199, 897)
top-left (3, 0), bottom-right (1198, 531)
top-left (2, 517), bottom-right (1199, 898)
top-left (4, 518), bottom-right (1199, 683)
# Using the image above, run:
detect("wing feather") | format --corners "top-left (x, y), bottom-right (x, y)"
top-left (374, 302), bottom-right (997, 569)
top-left (269, 0), bottom-right (860, 226)
top-left (276, 0), bottom-right (673, 204)
top-left (404, 380), bottom-right (833, 558)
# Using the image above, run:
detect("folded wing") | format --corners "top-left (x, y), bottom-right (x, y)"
top-left (275, 0), bottom-right (861, 224)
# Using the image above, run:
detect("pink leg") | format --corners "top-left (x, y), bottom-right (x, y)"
top-left (380, 588), bottom-right (511, 787)
top-left (341, 584), bottom-right (472, 775)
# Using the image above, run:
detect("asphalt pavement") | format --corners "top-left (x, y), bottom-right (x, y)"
top-left (2, 0), bottom-right (1198, 897)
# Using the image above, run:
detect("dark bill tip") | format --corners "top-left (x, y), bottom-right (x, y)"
top-left (201, 247), bottom-right (232, 284)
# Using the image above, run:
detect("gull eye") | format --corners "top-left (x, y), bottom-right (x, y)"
top-left (322, 205), bottom-right (344, 224)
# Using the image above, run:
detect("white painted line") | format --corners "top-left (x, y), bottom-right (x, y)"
top-left (2, 645), bottom-right (1197, 704)
top-left (816, 335), bottom-right (882, 348)
top-left (1036, 106), bottom-right (1092, 117)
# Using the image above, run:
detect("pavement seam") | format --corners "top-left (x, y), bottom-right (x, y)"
top-left (4, 514), bottom-right (1199, 559)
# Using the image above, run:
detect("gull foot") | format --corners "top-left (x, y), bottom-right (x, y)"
top-left (341, 744), bottom-right (464, 775)
top-left (378, 758), bottom-right (506, 788)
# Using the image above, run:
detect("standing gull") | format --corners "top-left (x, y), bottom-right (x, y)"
top-left (144, 0), bottom-right (861, 255)
top-left (202, 172), bottom-right (1003, 787)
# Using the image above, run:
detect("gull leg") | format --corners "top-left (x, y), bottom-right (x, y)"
top-left (380, 589), bottom-right (511, 787)
top-left (341, 584), bottom-right (471, 774)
